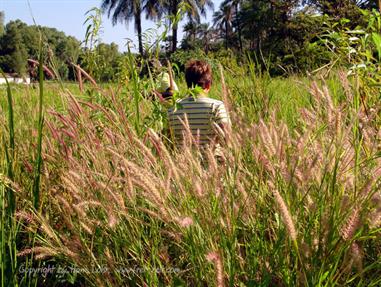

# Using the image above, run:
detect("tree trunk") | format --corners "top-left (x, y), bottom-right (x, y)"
top-left (135, 8), bottom-right (143, 56)
top-left (171, 0), bottom-right (179, 53)
top-left (225, 22), bottom-right (228, 49)
top-left (235, 3), bottom-right (243, 52)
top-left (379, 0), bottom-right (381, 13)
top-left (172, 25), bottom-right (178, 52)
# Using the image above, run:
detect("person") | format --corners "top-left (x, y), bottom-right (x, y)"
top-left (167, 60), bottom-right (230, 156)
top-left (148, 59), bottom-right (179, 100)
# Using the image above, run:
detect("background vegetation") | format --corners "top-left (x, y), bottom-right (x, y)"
top-left (1, 1), bottom-right (381, 80)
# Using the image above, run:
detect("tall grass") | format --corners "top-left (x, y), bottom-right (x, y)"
top-left (126, 46), bottom-right (142, 133)
top-left (32, 45), bottom-right (45, 210)
top-left (1, 71), bottom-right (16, 214)
top-left (8, 68), bottom-right (378, 286)
top-left (0, 70), bottom-right (18, 287)
top-left (0, 38), bottom-right (48, 287)
top-left (0, 43), bottom-right (379, 285)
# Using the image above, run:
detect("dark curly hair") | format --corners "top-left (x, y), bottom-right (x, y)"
top-left (185, 60), bottom-right (212, 89)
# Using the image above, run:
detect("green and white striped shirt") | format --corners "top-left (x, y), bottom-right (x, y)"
top-left (168, 95), bottom-right (230, 146)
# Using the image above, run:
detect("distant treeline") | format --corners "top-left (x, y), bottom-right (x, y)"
top-left (0, 12), bottom-right (122, 82)
top-left (0, 1), bottom-right (380, 80)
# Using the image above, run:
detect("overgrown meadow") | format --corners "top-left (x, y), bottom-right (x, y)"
top-left (1, 10), bottom-right (381, 287)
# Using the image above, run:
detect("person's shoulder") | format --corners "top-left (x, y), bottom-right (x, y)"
top-left (178, 96), bottom-right (195, 103)
top-left (167, 97), bottom-right (188, 113)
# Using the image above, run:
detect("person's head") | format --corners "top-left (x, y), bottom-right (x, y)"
top-left (185, 60), bottom-right (212, 91)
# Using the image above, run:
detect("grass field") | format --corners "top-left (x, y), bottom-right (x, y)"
top-left (0, 65), bottom-right (380, 286)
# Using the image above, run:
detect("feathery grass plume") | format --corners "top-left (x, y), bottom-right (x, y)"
top-left (368, 207), bottom-right (381, 228)
top-left (79, 221), bottom-right (94, 234)
top-left (350, 242), bottom-right (364, 273)
top-left (269, 183), bottom-right (297, 241)
top-left (252, 148), bottom-right (274, 177)
top-left (15, 211), bottom-right (34, 224)
top-left (258, 119), bottom-right (277, 157)
top-left (62, 177), bottom-right (82, 201)
top-left (55, 197), bottom-right (75, 231)
top-left (338, 70), bottom-right (353, 102)
top-left (123, 161), bottom-right (171, 221)
top-left (39, 217), bottom-right (60, 242)
top-left (147, 128), bottom-right (180, 183)
top-left (67, 92), bottom-right (84, 118)
top-left (194, 179), bottom-right (204, 198)
top-left (175, 216), bottom-right (194, 228)
top-left (341, 208), bottom-right (360, 241)
top-left (335, 109), bottom-right (342, 139)
top-left (107, 208), bottom-right (117, 229)
top-left (129, 135), bottom-right (157, 167)
top-left (98, 181), bottom-right (125, 210)
top-left (76, 200), bottom-right (102, 208)
top-left (178, 115), bottom-right (196, 148)
top-left (32, 247), bottom-right (58, 260)
top-left (73, 202), bottom-right (88, 219)
top-left (17, 248), bottom-right (33, 257)
top-left (206, 251), bottom-right (225, 287)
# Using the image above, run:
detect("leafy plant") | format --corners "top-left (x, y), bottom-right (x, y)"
top-left (82, 7), bottom-right (103, 80)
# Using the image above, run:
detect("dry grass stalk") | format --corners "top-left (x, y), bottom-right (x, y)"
top-left (206, 251), bottom-right (225, 287)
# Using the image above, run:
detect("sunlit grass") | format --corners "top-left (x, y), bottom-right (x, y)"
top-left (0, 64), bottom-right (380, 286)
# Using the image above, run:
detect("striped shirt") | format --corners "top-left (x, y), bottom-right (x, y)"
top-left (168, 95), bottom-right (230, 146)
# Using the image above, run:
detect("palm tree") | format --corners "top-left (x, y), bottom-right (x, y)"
top-left (183, 20), bottom-right (198, 42)
top-left (231, 0), bottom-right (243, 51)
top-left (101, 0), bottom-right (162, 55)
top-left (213, 0), bottom-right (234, 49)
top-left (163, 0), bottom-right (213, 53)
top-left (197, 23), bottom-right (217, 54)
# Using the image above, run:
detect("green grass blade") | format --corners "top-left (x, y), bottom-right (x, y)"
top-left (32, 43), bottom-right (44, 210)
top-left (0, 71), bottom-right (15, 215)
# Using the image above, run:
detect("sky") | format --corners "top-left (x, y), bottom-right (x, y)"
top-left (1, 0), bottom-right (222, 52)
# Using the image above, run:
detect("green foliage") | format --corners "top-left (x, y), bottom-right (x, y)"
top-left (319, 9), bottom-right (381, 104)
top-left (82, 7), bottom-right (103, 80)
top-left (0, 21), bottom-right (28, 75)
top-left (303, 0), bottom-right (364, 23)
top-left (32, 42), bottom-right (45, 210)
top-left (101, 0), bottom-right (159, 55)
top-left (0, 19), bottom-right (82, 80)
top-left (2, 69), bottom-right (379, 286)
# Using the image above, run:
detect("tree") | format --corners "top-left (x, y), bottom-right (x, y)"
top-left (231, 0), bottom-right (243, 51)
top-left (0, 21), bottom-right (28, 75)
top-left (101, 0), bottom-right (161, 56)
top-left (213, 0), bottom-right (235, 49)
top-left (197, 23), bottom-right (218, 53)
top-left (163, 0), bottom-right (213, 53)
top-left (181, 20), bottom-right (201, 49)
top-left (301, 0), bottom-right (365, 23)
top-left (95, 42), bottom-right (122, 81)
